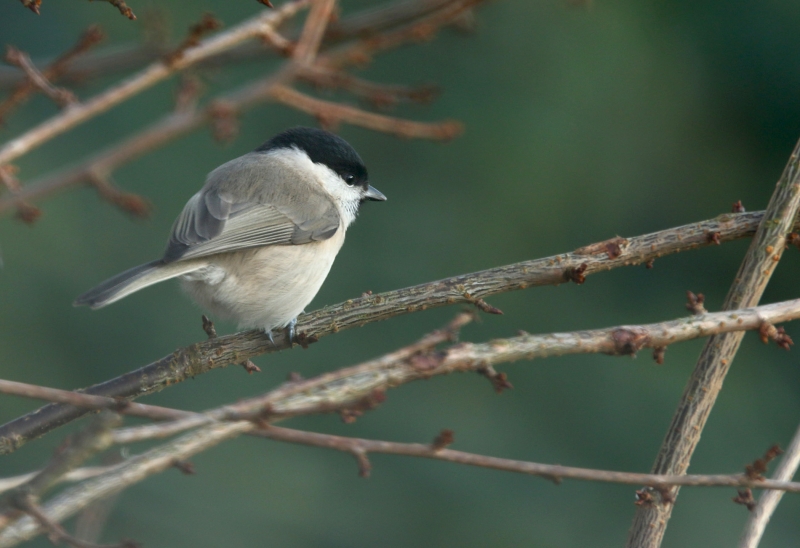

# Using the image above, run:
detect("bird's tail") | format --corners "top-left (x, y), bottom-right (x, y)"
top-left (74, 260), bottom-right (204, 309)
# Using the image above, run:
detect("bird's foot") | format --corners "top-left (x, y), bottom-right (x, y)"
top-left (264, 328), bottom-right (277, 347)
top-left (285, 317), bottom-right (298, 345)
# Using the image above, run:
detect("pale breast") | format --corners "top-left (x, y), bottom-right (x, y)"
top-left (179, 228), bottom-right (346, 330)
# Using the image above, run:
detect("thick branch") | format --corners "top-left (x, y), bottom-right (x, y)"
top-left (627, 138), bottom-right (800, 546)
top-left (0, 1), bottom-right (307, 167)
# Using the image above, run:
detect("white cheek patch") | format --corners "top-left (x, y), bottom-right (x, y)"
top-left (281, 147), bottom-right (362, 227)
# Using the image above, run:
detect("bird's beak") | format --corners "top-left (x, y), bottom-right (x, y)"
top-left (364, 185), bottom-right (387, 201)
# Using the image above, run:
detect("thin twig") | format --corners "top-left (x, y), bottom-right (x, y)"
top-left (257, 425), bottom-right (800, 491)
top-left (268, 83), bottom-right (461, 138)
top-left (739, 422), bottom-right (800, 548)
top-left (292, 0), bottom-right (338, 65)
top-left (0, 26), bottom-right (103, 125)
top-left (3, 47), bottom-right (77, 108)
top-left (2, 210), bottom-right (799, 454)
top-left (0, 469), bottom-right (112, 497)
top-left (10, 495), bottom-right (134, 548)
top-left (297, 65), bottom-right (439, 106)
top-left (626, 137), bottom-right (800, 547)
top-left (0, 165), bottom-right (40, 223)
top-left (0, 421), bottom-right (253, 546)
top-left (0, 380), bottom-right (194, 422)
top-left (0, 414), bottom-right (119, 504)
top-left (96, 0), bottom-right (136, 20)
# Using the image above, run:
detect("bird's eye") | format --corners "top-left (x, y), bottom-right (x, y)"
top-left (343, 174), bottom-right (355, 186)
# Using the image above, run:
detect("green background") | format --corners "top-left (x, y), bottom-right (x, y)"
top-left (1, 0), bottom-right (800, 546)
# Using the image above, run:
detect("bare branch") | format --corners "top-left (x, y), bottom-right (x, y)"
top-left (257, 425), bottom-right (800, 492)
top-left (10, 495), bottom-right (135, 548)
top-left (3, 47), bottom-right (76, 109)
top-left (163, 13), bottom-right (223, 66)
top-left (740, 423), bottom-right (800, 548)
top-left (0, 26), bottom-right (104, 125)
top-left (16, 0), bottom-right (40, 15)
top-left (0, 165), bottom-right (40, 223)
top-left (1, 210), bottom-right (798, 454)
top-left (297, 65), bottom-right (439, 107)
top-left (627, 137), bottom-right (800, 547)
top-left (292, 0), bottom-right (338, 65)
top-left (0, 380), bottom-right (193, 422)
top-left (0, 469), bottom-right (112, 498)
top-left (1, 414), bottom-right (119, 502)
top-left (0, 0), bottom-right (308, 167)
top-left (0, 0), bottom-right (478, 217)
top-left (98, 0), bottom-right (136, 21)
top-left (0, 421), bottom-right (254, 546)
top-left (268, 83), bottom-right (462, 138)
top-left (0, 0), bottom-right (471, 91)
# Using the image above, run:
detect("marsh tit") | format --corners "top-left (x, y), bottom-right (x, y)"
top-left (75, 127), bottom-right (386, 340)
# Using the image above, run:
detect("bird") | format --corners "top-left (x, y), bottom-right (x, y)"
top-left (74, 126), bottom-right (386, 342)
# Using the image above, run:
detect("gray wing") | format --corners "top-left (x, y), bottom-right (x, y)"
top-left (163, 153), bottom-right (340, 262)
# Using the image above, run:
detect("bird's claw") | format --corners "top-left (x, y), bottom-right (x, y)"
top-left (286, 317), bottom-right (298, 345)
top-left (264, 328), bottom-right (276, 347)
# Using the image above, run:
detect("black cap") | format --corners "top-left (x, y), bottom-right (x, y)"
top-left (256, 127), bottom-right (369, 189)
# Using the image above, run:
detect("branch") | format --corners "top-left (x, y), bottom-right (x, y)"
top-left (0, 0), bottom-right (308, 167)
top-left (3, 229), bottom-right (800, 451)
top-left (258, 426), bottom-right (800, 491)
top-left (0, 0), bottom-right (481, 217)
top-left (297, 65), bottom-right (439, 107)
top-left (0, 421), bottom-right (254, 547)
top-left (0, 414), bottom-right (119, 505)
top-left (1, 210), bottom-right (797, 453)
top-left (0, 165), bottom-right (40, 223)
top-left (292, 0), bottom-right (338, 65)
top-left (0, 469), bottom-right (112, 498)
top-left (97, 0), bottom-right (136, 20)
top-left (0, 26), bottom-right (104, 126)
top-left (627, 138), bottom-right (800, 546)
top-left (0, 380), bottom-right (193, 422)
top-left (739, 422), bottom-right (800, 548)
top-left (268, 83), bottom-right (462, 138)
top-left (2, 47), bottom-right (76, 111)
top-left (4, 297), bottom-right (800, 547)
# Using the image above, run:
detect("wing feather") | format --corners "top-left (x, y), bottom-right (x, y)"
top-left (162, 152), bottom-right (340, 262)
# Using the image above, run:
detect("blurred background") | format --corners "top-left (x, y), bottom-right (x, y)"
top-left (1, 0), bottom-right (800, 546)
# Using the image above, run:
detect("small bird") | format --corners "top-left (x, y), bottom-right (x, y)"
top-left (75, 127), bottom-right (386, 341)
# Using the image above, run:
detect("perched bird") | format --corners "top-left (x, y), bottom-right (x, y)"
top-left (75, 127), bottom-right (386, 341)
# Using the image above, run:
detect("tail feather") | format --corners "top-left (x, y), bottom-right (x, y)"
top-left (74, 260), bottom-right (204, 309)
